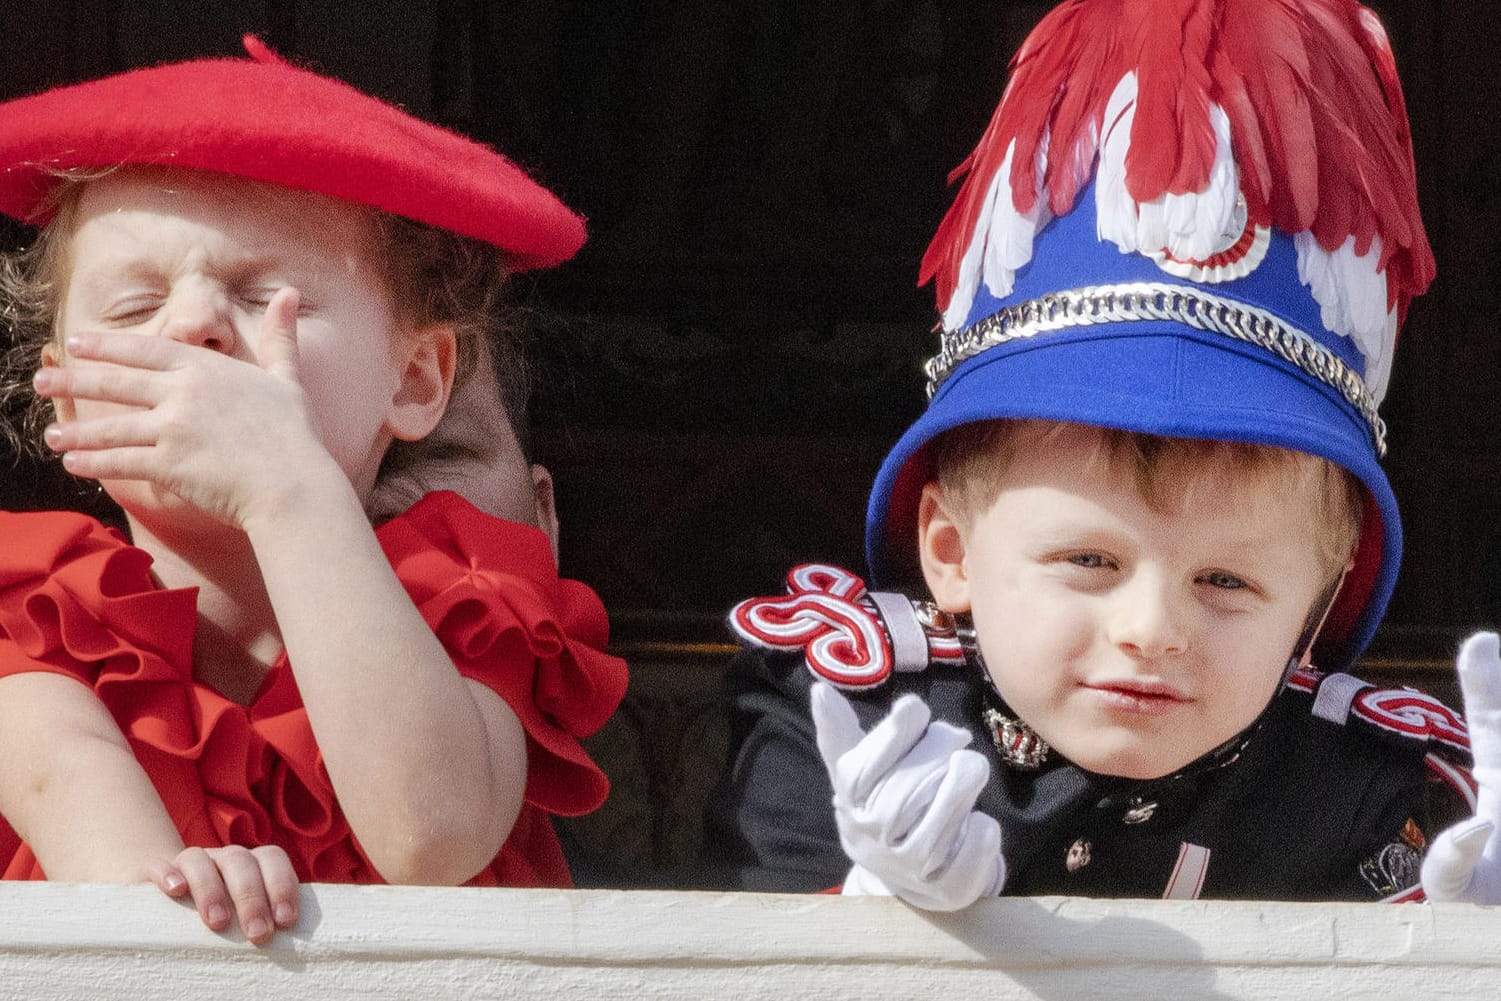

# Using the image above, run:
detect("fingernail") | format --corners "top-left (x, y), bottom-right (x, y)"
top-left (275, 902), bottom-right (296, 926)
top-left (245, 918), bottom-right (270, 942)
top-left (31, 370), bottom-right (54, 391)
top-left (42, 426), bottom-right (62, 448)
top-left (163, 872), bottom-right (185, 893)
top-left (207, 904), bottom-right (230, 928)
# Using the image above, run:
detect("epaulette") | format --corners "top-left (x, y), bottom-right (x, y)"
top-left (727, 563), bottom-right (965, 690)
top-left (1285, 665), bottom-right (1476, 814)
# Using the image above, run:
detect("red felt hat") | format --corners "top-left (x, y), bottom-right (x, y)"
top-left (0, 36), bottom-right (584, 270)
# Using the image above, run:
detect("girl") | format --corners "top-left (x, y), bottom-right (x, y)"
top-left (0, 40), bottom-right (626, 944)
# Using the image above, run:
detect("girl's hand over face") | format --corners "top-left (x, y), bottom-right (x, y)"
top-left (148, 844), bottom-right (301, 946)
top-left (35, 288), bottom-right (344, 528)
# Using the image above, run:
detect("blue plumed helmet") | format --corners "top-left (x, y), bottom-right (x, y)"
top-left (865, 0), bottom-right (1435, 669)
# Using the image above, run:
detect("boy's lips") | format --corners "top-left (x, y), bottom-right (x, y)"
top-left (1081, 678), bottom-right (1190, 716)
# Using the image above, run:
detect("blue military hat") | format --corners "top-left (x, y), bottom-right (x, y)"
top-left (866, 0), bottom-right (1434, 668)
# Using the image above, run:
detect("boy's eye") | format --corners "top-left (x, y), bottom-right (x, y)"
top-left (1067, 553), bottom-right (1114, 569)
top-left (1201, 570), bottom-right (1247, 590)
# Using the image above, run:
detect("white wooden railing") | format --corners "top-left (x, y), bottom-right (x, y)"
top-left (0, 883), bottom-right (1497, 999)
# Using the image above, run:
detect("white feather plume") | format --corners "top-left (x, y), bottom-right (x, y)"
top-left (1295, 232), bottom-right (1396, 401)
top-left (1095, 74), bottom-right (1139, 252)
top-left (1095, 73), bottom-right (1240, 260)
top-left (942, 138), bottom-right (1051, 333)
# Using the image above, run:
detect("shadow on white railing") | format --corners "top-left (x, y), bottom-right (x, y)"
top-left (0, 883), bottom-right (1497, 999)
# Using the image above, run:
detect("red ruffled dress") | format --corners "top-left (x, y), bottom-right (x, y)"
top-left (0, 491), bottom-right (628, 886)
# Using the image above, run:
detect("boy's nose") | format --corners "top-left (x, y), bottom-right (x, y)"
top-left (159, 285), bottom-right (236, 354)
top-left (1108, 573), bottom-right (1189, 659)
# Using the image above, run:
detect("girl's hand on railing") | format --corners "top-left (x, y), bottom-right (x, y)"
top-left (148, 843), bottom-right (300, 945)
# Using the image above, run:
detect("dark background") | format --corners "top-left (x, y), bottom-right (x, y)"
top-left (3, 1), bottom-right (1499, 883)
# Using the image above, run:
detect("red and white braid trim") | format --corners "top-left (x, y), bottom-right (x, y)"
top-left (728, 563), bottom-right (964, 690)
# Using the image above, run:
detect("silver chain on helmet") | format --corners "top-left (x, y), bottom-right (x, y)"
top-left (924, 282), bottom-right (1386, 457)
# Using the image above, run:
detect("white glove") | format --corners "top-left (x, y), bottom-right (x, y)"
top-left (810, 681), bottom-right (1006, 910)
top-left (1422, 631), bottom-right (1501, 903)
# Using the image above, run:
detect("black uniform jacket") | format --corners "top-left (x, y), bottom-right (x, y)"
top-left (701, 647), bottom-right (1464, 901)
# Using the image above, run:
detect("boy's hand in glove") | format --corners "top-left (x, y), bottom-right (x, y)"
top-left (811, 681), bottom-right (1005, 910)
top-left (1422, 631), bottom-right (1501, 903)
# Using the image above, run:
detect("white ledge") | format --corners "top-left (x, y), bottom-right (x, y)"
top-left (1, 883), bottom-right (1498, 999)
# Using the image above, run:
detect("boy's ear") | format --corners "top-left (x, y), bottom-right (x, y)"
top-left (386, 322), bottom-right (457, 442)
top-left (917, 482), bottom-right (972, 613)
top-left (530, 464), bottom-right (560, 563)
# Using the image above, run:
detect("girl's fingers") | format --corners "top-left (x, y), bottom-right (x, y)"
top-left (58, 445), bottom-right (162, 481)
top-left (251, 845), bottom-right (301, 928)
top-left (255, 287), bottom-right (302, 383)
top-left (45, 414), bottom-right (156, 453)
top-left (33, 361), bottom-right (163, 408)
top-left (58, 330), bottom-right (185, 370)
top-left (211, 847), bottom-right (278, 945)
top-left (144, 857), bottom-right (189, 899)
top-left (165, 846), bottom-right (297, 945)
top-left (172, 846), bottom-right (234, 932)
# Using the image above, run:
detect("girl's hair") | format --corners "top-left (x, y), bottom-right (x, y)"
top-left (929, 418), bottom-right (1365, 580)
top-left (0, 181), bottom-right (77, 461)
top-left (0, 170), bottom-right (533, 471)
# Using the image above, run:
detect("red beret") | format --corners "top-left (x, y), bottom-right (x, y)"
top-left (0, 36), bottom-right (585, 271)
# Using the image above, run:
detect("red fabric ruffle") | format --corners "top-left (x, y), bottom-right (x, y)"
top-left (0, 492), bottom-right (627, 886)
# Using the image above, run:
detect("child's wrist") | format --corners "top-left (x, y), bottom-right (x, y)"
top-left (237, 454), bottom-right (360, 536)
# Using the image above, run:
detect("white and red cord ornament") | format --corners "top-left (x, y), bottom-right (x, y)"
top-left (728, 564), bottom-right (964, 690)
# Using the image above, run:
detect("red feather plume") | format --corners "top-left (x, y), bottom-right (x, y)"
top-left (921, 0), bottom-right (1435, 329)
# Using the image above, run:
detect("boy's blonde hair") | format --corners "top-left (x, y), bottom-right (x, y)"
top-left (929, 419), bottom-right (1364, 581)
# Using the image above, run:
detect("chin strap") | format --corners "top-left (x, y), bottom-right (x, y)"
top-left (952, 610), bottom-right (1052, 770)
top-left (1281, 562), bottom-right (1353, 686)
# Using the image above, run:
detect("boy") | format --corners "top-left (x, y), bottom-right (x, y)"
top-left (704, 0), bottom-right (1498, 905)
top-left (367, 328), bottom-right (560, 558)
